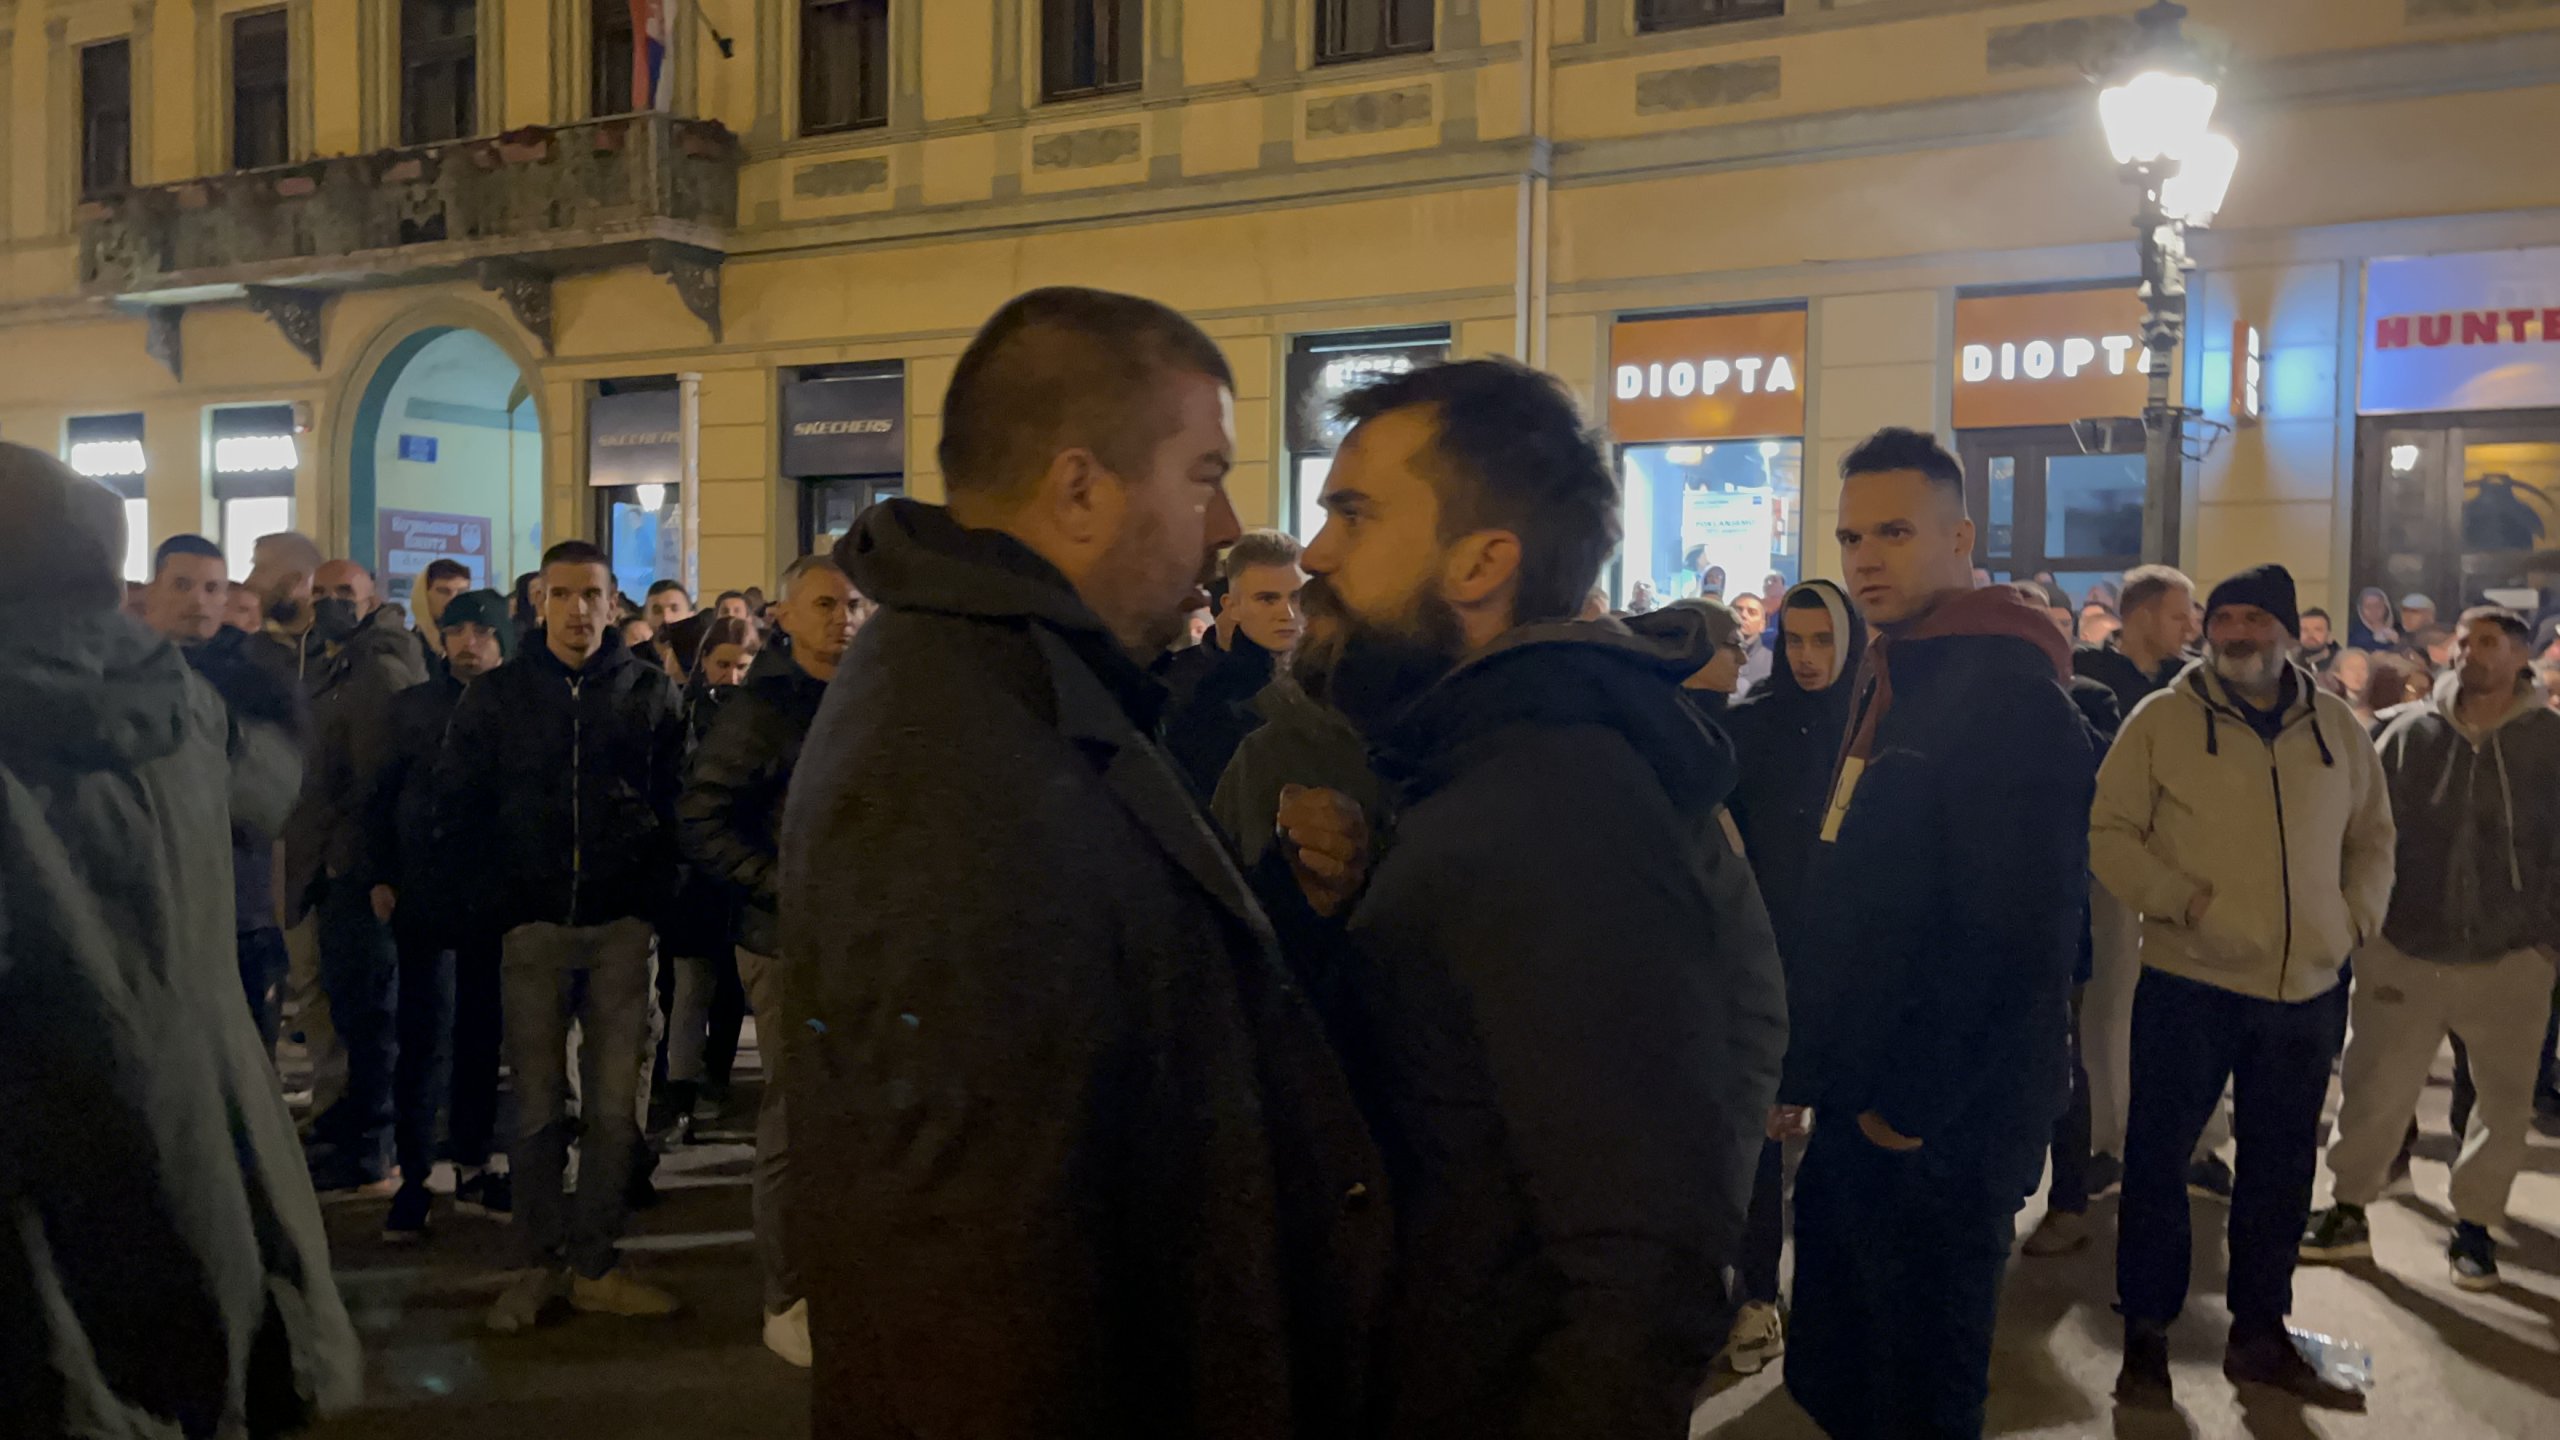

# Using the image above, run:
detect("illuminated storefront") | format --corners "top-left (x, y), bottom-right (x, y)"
top-left (64, 413), bottom-right (150, 583)
top-left (1605, 308), bottom-right (1806, 608)
top-left (1282, 326), bottom-right (1451, 543)
top-left (782, 367), bottom-right (905, 556)
top-left (589, 382), bottom-right (684, 606)
top-left (208, 405), bottom-right (300, 581)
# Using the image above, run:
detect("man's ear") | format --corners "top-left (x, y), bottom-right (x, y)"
top-left (1443, 530), bottom-right (1522, 607)
top-left (1035, 447), bottom-right (1120, 549)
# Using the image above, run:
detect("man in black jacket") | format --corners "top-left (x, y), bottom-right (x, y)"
top-left (365, 590), bottom-right (512, 1241)
top-left (1293, 359), bottom-right (1787, 1439)
top-left (778, 288), bottom-right (1388, 1440)
top-left (1782, 428), bottom-right (2093, 1440)
top-left (679, 551), bottom-right (867, 1367)
top-left (1163, 528), bottom-right (1307, 796)
top-left (435, 540), bottom-right (686, 1334)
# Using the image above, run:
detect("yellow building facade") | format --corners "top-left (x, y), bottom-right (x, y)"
top-left (5, 0), bottom-right (2560, 614)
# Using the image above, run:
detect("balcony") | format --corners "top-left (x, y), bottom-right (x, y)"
top-left (78, 113), bottom-right (743, 365)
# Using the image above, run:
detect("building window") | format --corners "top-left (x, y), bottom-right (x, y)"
top-left (1042, 0), bottom-right (1143, 101)
top-left (801, 0), bottom-right (890, 135)
top-left (1636, 0), bottom-right (1786, 32)
top-left (231, 10), bottom-right (292, 170)
top-left (79, 39), bottom-right (133, 197)
top-left (66, 414), bottom-right (150, 583)
top-left (211, 406), bottom-right (301, 581)
top-left (401, 0), bottom-right (479, 145)
top-left (1314, 0), bottom-right (1432, 66)
top-left (592, 0), bottom-right (636, 116)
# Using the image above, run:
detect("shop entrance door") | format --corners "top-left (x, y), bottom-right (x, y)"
top-left (2357, 410), bottom-right (2560, 619)
top-left (1956, 424), bottom-right (2145, 606)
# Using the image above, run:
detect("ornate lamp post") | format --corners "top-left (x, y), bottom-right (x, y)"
top-left (2099, 1), bottom-right (2239, 565)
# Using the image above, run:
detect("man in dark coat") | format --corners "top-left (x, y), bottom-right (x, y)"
top-left (1163, 528), bottom-right (1308, 796)
top-left (778, 288), bottom-right (1390, 1440)
top-left (1781, 428), bottom-right (2094, 1440)
top-left (1291, 359), bottom-right (1787, 1439)
top-left (0, 442), bottom-right (361, 1437)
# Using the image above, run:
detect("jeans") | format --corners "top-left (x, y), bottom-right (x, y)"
top-left (737, 949), bottom-right (802, 1313)
top-left (1736, 1137), bottom-right (1787, 1306)
top-left (2117, 969), bottom-right (2348, 1330)
top-left (237, 927), bottom-right (287, 1057)
top-left (391, 921), bottom-right (455, 1189)
top-left (449, 933), bottom-right (504, 1170)
top-left (2045, 986), bottom-right (2093, 1215)
top-left (309, 878), bottom-right (399, 1181)
top-left (504, 917), bottom-right (657, 1278)
top-left (1786, 1120), bottom-right (2022, 1440)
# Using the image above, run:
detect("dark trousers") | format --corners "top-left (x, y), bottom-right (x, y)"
top-left (2046, 986), bottom-right (2094, 1215)
top-left (392, 922), bottom-right (455, 1188)
top-left (449, 934), bottom-right (504, 1169)
top-left (2117, 969), bottom-right (2348, 1331)
top-left (309, 878), bottom-right (399, 1180)
top-left (1737, 1138), bottom-right (1787, 1306)
top-left (237, 927), bottom-right (287, 1055)
top-left (704, 949), bottom-right (748, 1092)
top-left (1785, 1122), bottom-right (2022, 1440)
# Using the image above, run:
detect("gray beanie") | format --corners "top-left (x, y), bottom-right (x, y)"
top-left (0, 442), bottom-right (125, 611)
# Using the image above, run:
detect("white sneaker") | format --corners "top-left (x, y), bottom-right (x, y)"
top-left (1725, 1299), bottom-right (1786, 1375)
top-left (486, 1266), bottom-right (568, 1335)
top-left (763, 1298), bottom-right (813, 1368)
top-left (570, 1267), bottom-right (681, 1318)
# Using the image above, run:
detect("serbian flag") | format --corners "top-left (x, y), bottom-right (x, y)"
top-left (631, 0), bottom-right (673, 111)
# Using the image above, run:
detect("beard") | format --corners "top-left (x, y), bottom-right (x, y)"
top-left (1296, 573), bottom-right (1467, 739)
top-left (2209, 640), bottom-right (2285, 695)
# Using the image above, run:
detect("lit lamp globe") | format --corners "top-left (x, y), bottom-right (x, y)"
top-left (2098, 67), bottom-right (2219, 169)
top-left (2159, 130), bottom-right (2240, 226)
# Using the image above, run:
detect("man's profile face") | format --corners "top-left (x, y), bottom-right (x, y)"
top-left (423, 574), bottom-right (469, 625)
top-left (1227, 560), bottom-right (1308, 656)
top-left (1782, 604), bottom-right (1838, 691)
top-left (1835, 468), bottom-right (1974, 627)
top-left (443, 621), bottom-right (503, 680)
top-left (647, 588), bottom-right (693, 627)
top-left (1081, 369), bottom-right (1241, 657)
top-left (1297, 406), bottom-right (1475, 730)
top-left (147, 553), bottom-right (230, 645)
top-left (2300, 613), bottom-right (2332, 648)
top-left (778, 566), bottom-right (867, 670)
top-left (224, 583), bottom-right (265, 633)
top-left (543, 561), bottom-right (615, 657)
top-left (2126, 583), bottom-right (2198, 657)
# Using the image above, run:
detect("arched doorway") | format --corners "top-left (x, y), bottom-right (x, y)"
top-left (347, 323), bottom-right (543, 608)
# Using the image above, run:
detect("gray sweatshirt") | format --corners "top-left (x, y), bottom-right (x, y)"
top-left (2374, 668), bottom-right (2560, 963)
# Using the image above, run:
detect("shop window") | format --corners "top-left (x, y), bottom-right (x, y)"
top-left (1617, 439), bottom-right (1804, 608)
top-left (1284, 326), bottom-right (1451, 543)
top-left (80, 39), bottom-right (132, 197)
top-left (1955, 426), bottom-right (2143, 606)
top-left (1637, 0), bottom-right (1785, 31)
top-left (231, 10), bottom-right (292, 170)
top-left (2356, 414), bottom-right (2560, 622)
top-left (211, 405), bottom-right (300, 581)
top-left (592, 0), bottom-right (637, 116)
top-left (401, 0), bottom-right (479, 145)
top-left (66, 414), bottom-right (149, 582)
top-left (802, 0), bottom-right (890, 134)
top-left (1314, 0), bottom-right (1432, 66)
top-left (1042, 0), bottom-right (1143, 101)
top-left (803, 477), bottom-right (904, 556)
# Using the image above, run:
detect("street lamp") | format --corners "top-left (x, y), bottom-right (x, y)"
top-left (2099, 1), bottom-right (2237, 566)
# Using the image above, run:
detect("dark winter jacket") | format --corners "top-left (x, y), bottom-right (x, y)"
top-left (1722, 581), bottom-right (1868, 972)
top-left (1786, 585), bottom-right (2094, 1194)
top-left (181, 623), bottom-right (307, 934)
top-left (2073, 637), bottom-right (2183, 720)
top-left (430, 628), bottom-right (685, 935)
top-left (1339, 621), bottom-right (1789, 1440)
top-left (1164, 630), bottom-right (1282, 798)
top-left (0, 608), bottom-right (361, 1436)
top-left (277, 611), bottom-right (427, 921)
top-left (364, 672), bottom-right (467, 940)
top-left (2375, 668), bottom-right (2560, 963)
top-left (1211, 675), bottom-right (1386, 870)
top-left (778, 499), bottom-right (1390, 1440)
top-left (680, 645), bottom-right (827, 958)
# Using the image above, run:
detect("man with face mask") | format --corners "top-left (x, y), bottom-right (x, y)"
top-left (2092, 563), bottom-right (2396, 1409)
top-left (778, 288), bottom-right (1388, 1439)
top-left (283, 557), bottom-right (429, 1193)
top-left (1293, 359), bottom-right (1786, 1438)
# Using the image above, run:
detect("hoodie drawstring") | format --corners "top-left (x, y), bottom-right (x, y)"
top-left (2309, 709), bottom-right (2335, 768)
top-left (2492, 728), bottom-right (2524, 891)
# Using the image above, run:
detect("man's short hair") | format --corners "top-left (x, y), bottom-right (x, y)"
top-left (2118, 564), bottom-right (2194, 619)
top-left (2303, 606), bottom-right (2331, 623)
top-left (540, 539), bottom-right (610, 574)
top-left (779, 554), bottom-right (848, 594)
top-left (1221, 529), bottom-right (1301, 581)
top-left (253, 530), bottom-right (324, 573)
top-left (423, 558), bottom-right (471, 587)
top-left (154, 533), bottom-right (225, 575)
top-left (646, 578), bottom-right (689, 599)
top-left (2458, 604), bottom-right (2531, 641)
top-left (714, 589), bottom-right (747, 607)
top-left (1337, 359), bottom-right (1618, 626)
top-left (939, 287), bottom-right (1235, 502)
top-left (1840, 427), bottom-right (1964, 494)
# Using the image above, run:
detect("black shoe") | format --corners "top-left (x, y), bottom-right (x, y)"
top-left (2449, 1222), bottom-right (2500, 1292)
top-left (2534, 1086), bottom-right (2560, 1121)
top-left (658, 1081), bottom-right (700, 1144)
top-left (2300, 1203), bottom-right (2372, 1262)
top-left (626, 1146), bottom-right (663, 1211)
top-left (2087, 1152), bottom-right (2125, 1199)
top-left (2223, 1327), bottom-right (2367, 1410)
top-left (454, 1168), bottom-right (513, 1218)
top-left (2115, 1323), bottom-right (2174, 1409)
top-left (2186, 1154), bottom-right (2234, 1202)
top-left (383, 1183), bottom-right (431, 1244)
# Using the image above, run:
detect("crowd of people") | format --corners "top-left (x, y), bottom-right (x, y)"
top-left (8, 282), bottom-right (2560, 1440)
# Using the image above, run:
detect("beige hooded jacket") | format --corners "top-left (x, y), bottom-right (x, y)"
top-left (2090, 657), bottom-right (2397, 1001)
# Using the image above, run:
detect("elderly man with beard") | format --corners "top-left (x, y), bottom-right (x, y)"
top-left (1291, 358), bottom-right (1786, 1439)
top-left (2092, 563), bottom-right (2396, 1410)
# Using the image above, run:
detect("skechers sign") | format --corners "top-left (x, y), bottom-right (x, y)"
top-left (1608, 310), bottom-right (1807, 443)
top-left (1953, 288), bottom-right (2150, 429)
top-left (2359, 247), bottom-right (2560, 415)
top-left (782, 373), bottom-right (904, 477)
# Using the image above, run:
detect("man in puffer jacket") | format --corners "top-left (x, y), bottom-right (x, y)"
top-left (2303, 605), bottom-right (2560, 1292)
top-left (2092, 563), bottom-right (2396, 1410)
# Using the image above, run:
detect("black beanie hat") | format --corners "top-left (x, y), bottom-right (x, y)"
top-left (2205, 563), bottom-right (2300, 639)
top-left (438, 588), bottom-right (516, 656)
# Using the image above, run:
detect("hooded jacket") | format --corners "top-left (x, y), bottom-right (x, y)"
top-left (2091, 658), bottom-right (2397, 1002)
top-left (2373, 667), bottom-right (2560, 963)
top-left (1338, 621), bottom-right (1787, 1440)
top-left (430, 627), bottom-right (685, 935)
top-left (181, 622), bottom-right (307, 934)
top-left (1210, 673), bottom-right (1386, 870)
top-left (1163, 629), bottom-right (1284, 799)
top-left (1, 608), bottom-right (362, 1436)
top-left (277, 609), bottom-right (427, 921)
top-left (1721, 580), bottom-right (1868, 974)
top-left (778, 499), bottom-right (1389, 1440)
top-left (1784, 584), bottom-right (2093, 1185)
top-left (363, 670), bottom-right (467, 938)
top-left (680, 643), bottom-right (829, 958)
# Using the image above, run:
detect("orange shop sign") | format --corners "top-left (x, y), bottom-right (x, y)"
top-left (1609, 310), bottom-right (1807, 443)
top-left (1953, 288), bottom-right (2151, 430)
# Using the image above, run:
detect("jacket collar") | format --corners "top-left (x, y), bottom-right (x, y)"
top-left (2177, 656), bottom-right (2337, 764)
top-left (528, 625), bottom-right (635, 681)
top-left (2431, 666), bottom-right (2545, 744)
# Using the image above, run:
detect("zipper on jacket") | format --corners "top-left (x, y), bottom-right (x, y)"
top-left (568, 674), bottom-right (584, 925)
top-left (2266, 739), bottom-right (2295, 998)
